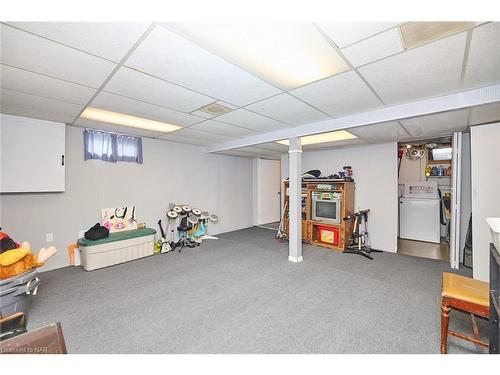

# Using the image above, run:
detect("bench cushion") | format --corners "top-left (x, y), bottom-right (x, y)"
top-left (442, 272), bottom-right (489, 307)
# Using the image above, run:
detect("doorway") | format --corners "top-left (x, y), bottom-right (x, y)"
top-left (397, 136), bottom-right (456, 263)
top-left (254, 158), bottom-right (281, 229)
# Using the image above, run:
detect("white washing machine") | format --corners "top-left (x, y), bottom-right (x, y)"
top-left (399, 181), bottom-right (441, 244)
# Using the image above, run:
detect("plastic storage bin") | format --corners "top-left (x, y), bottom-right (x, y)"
top-left (0, 270), bottom-right (39, 318)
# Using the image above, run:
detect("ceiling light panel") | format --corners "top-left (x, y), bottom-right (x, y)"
top-left (125, 26), bottom-right (280, 106)
top-left (0, 64), bottom-right (96, 105)
top-left (317, 22), bottom-right (400, 48)
top-left (349, 121), bottom-right (411, 142)
top-left (342, 28), bottom-right (404, 67)
top-left (1, 24), bottom-right (116, 88)
top-left (215, 108), bottom-right (289, 132)
top-left (166, 22), bottom-right (349, 90)
top-left (73, 118), bottom-right (166, 138)
top-left (245, 93), bottom-right (329, 126)
top-left (190, 119), bottom-right (257, 137)
top-left (358, 32), bottom-right (466, 105)
top-left (302, 138), bottom-right (365, 151)
top-left (400, 109), bottom-right (469, 137)
top-left (7, 22), bottom-right (151, 62)
top-left (463, 22), bottom-right (500, 90)
top-left (277, 130), bottom-right (357, 146)
top-left (90, 91), bottom-right (202, 127)
top-left (400, 22), bottom-right (473, 49)
top-left (290, 70), bottom-right (383, 117)
top-left (1, 88), bottom-right (84, 124)
top-left (469, 102), bottom-right (500, 125)
top-left (104, 67), bottom-right (214, 113)
top-left (80, 107), bottom-right (182, 133)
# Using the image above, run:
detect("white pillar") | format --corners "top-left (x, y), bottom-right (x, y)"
top-left (288, 137), bottom-right (303, 263)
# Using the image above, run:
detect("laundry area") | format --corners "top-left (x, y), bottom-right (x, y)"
top-left (397, 140), bottom-right (460, 262)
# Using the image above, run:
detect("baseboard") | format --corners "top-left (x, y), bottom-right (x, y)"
top-left (288, 255), bottom-right (303, 263)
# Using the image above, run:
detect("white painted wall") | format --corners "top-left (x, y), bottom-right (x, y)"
top-left (253, 159), bottom-right (281, 225)
top-left (281, 142), bottom-right (398, 253)
top-left (0, 126), bottom-right (254, 272)
top-left (471, 122), bottom-right (500, 281)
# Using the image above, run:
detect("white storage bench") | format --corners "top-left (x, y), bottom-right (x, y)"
top-left (77, 228), bottom-right (156, 271)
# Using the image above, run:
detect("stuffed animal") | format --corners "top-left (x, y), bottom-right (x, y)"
top-left (0, 233), bottom-right (57, 280)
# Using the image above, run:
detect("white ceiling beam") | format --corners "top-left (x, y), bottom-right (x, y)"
top-left (206, 83), bottom-right (500, 152)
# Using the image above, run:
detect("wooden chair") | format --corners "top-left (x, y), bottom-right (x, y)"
top-left (0, 322), bottom-right (67, 354)
top-left (441, 272), bottom-right (490, 353)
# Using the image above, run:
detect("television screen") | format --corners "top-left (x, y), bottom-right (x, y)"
top-left (316, 201), bottom-right (338, 219)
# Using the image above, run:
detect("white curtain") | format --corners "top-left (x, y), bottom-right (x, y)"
top-left (84, 129), bottom-right (143, 164)
top-left (116, 134), bottom-right (143, 164)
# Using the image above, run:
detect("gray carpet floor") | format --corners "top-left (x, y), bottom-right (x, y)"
top-left (28, 227), bottom-right (488, 354)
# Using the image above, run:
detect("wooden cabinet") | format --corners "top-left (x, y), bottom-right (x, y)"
top-left (1, 114), bottom-right (66, 193)
top-left (283, 179), bottom-right (355, 252)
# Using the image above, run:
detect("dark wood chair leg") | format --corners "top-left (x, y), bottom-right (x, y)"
top-left (441, 301), bottom-right (451, 354)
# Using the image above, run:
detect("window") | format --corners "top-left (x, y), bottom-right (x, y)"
top-left (84, 129), bottom-right (143, 164)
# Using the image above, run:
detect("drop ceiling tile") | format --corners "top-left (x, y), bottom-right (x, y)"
top-left (159, 127), bottom-right (236, 143)
top-left (342, 28), bottom-right (404, 67)
top-left (253, 142), bottom-right (288, 152)
top-left (0, 64), bottom-right (96, 105)
top-left (1, 88), bottom-right (83, 123)
top-left (125, 26), bottom-right (281, 106)
top-left (318, 22), bottom-right (400, 48)
top-left (349, 121), bottom-right (410, 142)
top-left (290, 70), bottom-right (383, 117)
top-left (469, 102), bottom-right (500, 125)
top-left (358, 32), bottom-right (466, 105)
top-left (1, 24), bottom-right (116, 88)
top-left (302, 138), bottom-right (365, 151)
top-left (215, 108), bottom-right (289, 132)
top-left (216, 150), bottom-right (256, 158)
top-left (8, 22), bottom-right (150, 62)
top-left (400, 109), bottom-right (469, 137)
top-left (245, 94), bottom-right (329, 126)
top-left (463, 22), bottom-right (500, 89)
top-left (72, 118), bottom-right (165, 138)
top-left (157, 133), bottom-right (213, 147)
top-left (190, 119), bottom-right (257, 137)
top-left (104, 66), bottom-right (214, 113)
top-left (90, 92), bottom-right (203, 127)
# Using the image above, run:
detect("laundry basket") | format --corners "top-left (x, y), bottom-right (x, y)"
top-left (0, 269), bottom-right (40, 318)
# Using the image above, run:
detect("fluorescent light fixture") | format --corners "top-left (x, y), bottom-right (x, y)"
top-left (80, 107), bottom-right (182, 133)
top-left (276, 130), bottom-right (357, 146)
top-left (432, 147), bottom-right (452, 161)
top-left (166, 22), bottom-right (349, 90)
top-left (400, 22), bottom-right (473, 49)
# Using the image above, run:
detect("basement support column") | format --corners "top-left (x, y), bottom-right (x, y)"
top-left (288, 137), bottom-right (303, 263)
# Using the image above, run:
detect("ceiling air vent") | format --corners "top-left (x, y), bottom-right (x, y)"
top-left (198, 103), bottom-right (233, 116)
top-left (400, 22), bottom-right (473, 49)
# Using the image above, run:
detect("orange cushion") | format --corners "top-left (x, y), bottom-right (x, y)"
top-left (442, 272), bottom-right (489, 307)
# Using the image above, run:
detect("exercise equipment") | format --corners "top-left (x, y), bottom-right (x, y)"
top-left (343, 209), bottom-right (382, 260)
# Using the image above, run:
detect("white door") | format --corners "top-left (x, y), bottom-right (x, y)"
top-left (256, 159), bottom-right (281, 225)
top-left (450, 132), bottom-right (462, 269)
